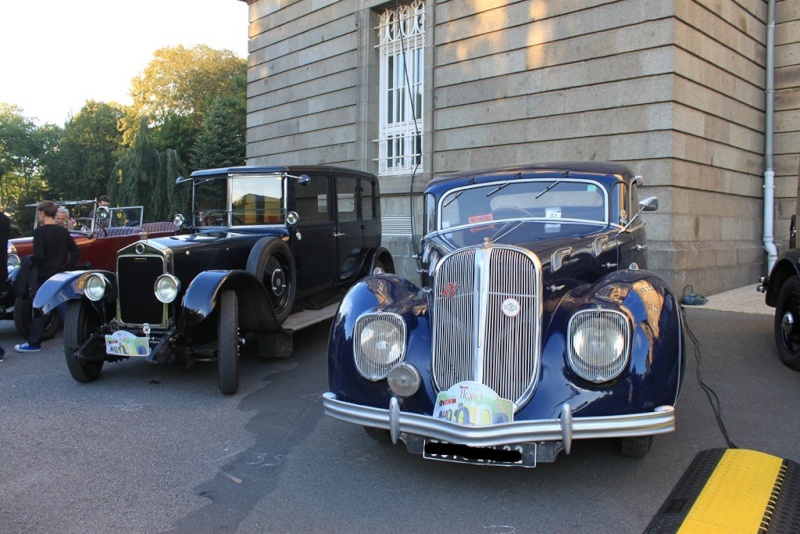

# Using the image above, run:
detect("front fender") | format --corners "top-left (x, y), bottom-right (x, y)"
top-left (182, 269), bottom-right (282, 331)
top-left (33, 270), bottom-right (113, 314)
top-left (765, 249), bottom-right (800, 307)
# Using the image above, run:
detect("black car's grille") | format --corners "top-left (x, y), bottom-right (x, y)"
top-left (118, 254), bottom-right (166, 326)
top-left (431, 245), bottom-right (542, 406)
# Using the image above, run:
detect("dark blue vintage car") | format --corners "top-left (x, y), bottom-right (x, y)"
top-left (324, 162), bottom-right (685, 467)
top-left (34, 166), bottom-right (393, 395)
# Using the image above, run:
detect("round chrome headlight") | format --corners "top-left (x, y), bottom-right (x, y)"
top-left (84, 273), bottom-right (110, 302)
top-left (154, 274), bottom-right (180, 303)
top-left (568, 309), bottom-right (630, 382)
top-left (354, 313), bottom-right (406, 380)
top-left (387, 363), bottom-right (421, 397)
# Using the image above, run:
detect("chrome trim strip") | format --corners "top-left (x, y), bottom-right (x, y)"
top-left (323, 393), bottom-right (675, 449)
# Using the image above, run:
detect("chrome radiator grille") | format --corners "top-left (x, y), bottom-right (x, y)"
top-left (431, 245), bottom-right (542, 406)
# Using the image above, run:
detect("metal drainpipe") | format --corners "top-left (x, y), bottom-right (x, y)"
top-left (764, 0), bottom-right (778, 273)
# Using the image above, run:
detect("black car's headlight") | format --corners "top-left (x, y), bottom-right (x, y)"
top-left (7, 253), bottom-right (19, 270)
top-left (567, 309), bottom-right (630, 382)
top-left (353, 313), bottom-right (406, 380)
top-left (154, 274), bottom-right (180, 303)
top-left (84, 273), bottom-right (111, 302)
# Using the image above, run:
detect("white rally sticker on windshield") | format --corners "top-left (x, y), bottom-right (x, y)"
top-left (433, 381), bottom-right (515, 427)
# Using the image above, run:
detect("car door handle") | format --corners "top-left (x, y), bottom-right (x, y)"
top-left (333, 231), bottom-right (346, 237)
top-left (632, 244), bottom-right (647, 251)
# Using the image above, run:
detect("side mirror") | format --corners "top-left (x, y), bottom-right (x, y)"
top-left (639, 196), bottom-right (658, 212)
top-left (285, 173), bottom-right (311, 186)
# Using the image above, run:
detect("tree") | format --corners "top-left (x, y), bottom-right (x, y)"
top-left (43, 101), bottom-right (124, 201)
top-left (111, 118), bottom-right (189, 221)
top-left (0, 104), bottom-right (61, 230)
top-left (123, 45), bottom-right (246, 172)
top-left (190, 97), bottom-right (245, 170)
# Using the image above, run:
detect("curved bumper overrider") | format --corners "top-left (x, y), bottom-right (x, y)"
top-left (322, 392), bottom-right (675, 454)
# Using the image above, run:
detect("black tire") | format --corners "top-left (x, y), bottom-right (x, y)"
top-left (64, 300), bottom-right (104, 383)
top-left (620, 435), bottom-right (653, 458)
top-left (13, 296), bottom-right (63, 341)
top-left (774, 276), bottom-right (800, 370)
top-left (246, 238), bottom-right (296, 324)
top-left (363, 426), bottom-right (392, 443)
top-left (217, 290), bottom-right (239, 395)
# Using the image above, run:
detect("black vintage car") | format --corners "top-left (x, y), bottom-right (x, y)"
top-left (34, 166), bottom-right (394, 394)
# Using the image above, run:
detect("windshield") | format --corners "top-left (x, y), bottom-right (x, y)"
top-left (193, 174), bottom-right (284, 226)
top-left (438, 179), bottom-right (608, 231)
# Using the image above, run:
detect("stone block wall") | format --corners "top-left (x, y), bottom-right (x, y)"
top-left (242, 0), bottom-right (800, 295)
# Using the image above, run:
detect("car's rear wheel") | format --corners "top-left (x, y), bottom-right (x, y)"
top-left (620, 435), bottom-right (653, 458)
top-left (13, 296), bottom-right (62, 341)
top-left (64, 300), bottom-right (104, 383)
top-left (246, 238), bottom-right (296, 324)
top-left (775, 276), bottom-right (800, 370)
top-left (217, 290), bottom-right (239, 395)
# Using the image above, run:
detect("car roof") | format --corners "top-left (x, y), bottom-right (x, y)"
top-left (189, 165), bottom-right (376, 180)
top-left (426, 161), bottom-right (636, 192)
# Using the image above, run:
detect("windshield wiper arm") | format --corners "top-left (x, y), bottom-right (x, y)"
top-left (535, 180), bottom-right (561, 199)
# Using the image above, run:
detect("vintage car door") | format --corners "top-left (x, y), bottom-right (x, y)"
top-left (608, 180), bottom-right (648, 270)
top-left (291, 172), bottom-right (337, 293)
top-left (333, 174), bottom-right (366, 283)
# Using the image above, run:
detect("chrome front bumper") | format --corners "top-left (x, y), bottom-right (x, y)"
top-left (322, 392), bottom-right (675, 455)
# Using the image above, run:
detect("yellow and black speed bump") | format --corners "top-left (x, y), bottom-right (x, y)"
top-left (645, 448), bottom-right (800, 533)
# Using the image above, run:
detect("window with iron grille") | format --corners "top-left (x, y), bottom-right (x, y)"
top-left (376, 1), bottom-right (424, 176)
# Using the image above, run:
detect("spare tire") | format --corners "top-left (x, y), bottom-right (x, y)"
top-left (246, 238), bottom-right (296, 324)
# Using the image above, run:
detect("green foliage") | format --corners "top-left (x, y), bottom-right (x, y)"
top-left (111, 119), bottom-right (189, 221)
top-left (43, 101), bottom-right (123, 201)
top-left (0, 44), bottom-right (245, 229)
top-left (0, 104), bottom-right (61, 228)
top-left (125, 45), bottom-right (246, 172)
top-left (190, 97), bottom-right (245, 170)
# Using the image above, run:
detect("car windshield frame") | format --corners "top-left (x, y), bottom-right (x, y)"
top-left (436, 178), bottom-right (610, 233)
top-left (192, 173), bottom-right (286, 227)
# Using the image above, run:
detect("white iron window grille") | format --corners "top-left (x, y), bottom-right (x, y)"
top-left (376, 1), bottom-right (424, 176)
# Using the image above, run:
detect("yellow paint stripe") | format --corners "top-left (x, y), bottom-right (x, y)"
top-left (678, 449), bottom-right (782, 533)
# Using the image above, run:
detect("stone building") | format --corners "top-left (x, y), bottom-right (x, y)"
top-left (239, 0), bottom-right (800, 295)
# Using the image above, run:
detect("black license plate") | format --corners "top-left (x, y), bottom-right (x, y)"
top-left (423, 440), bottom-right (536, 467)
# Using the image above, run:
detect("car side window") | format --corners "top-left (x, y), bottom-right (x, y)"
top-left (336, 176), bottom-right (358, 224)
top-left (294, 175), bottom-right (331, 225)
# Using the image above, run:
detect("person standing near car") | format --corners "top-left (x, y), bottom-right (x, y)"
top-left (0, 210), bottom-right (9, 361)
top-left (15, 201), bottom-right (80, 353)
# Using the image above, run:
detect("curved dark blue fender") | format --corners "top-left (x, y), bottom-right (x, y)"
top-left (33, 270), bottom-right (113, 314)
top-left (182, 269), bottom-right (283, 331)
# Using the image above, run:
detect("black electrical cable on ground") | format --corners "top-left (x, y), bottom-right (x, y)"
top-left (680, 304), bottom-right (738, 449)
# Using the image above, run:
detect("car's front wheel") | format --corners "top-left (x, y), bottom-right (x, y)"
top-left (620, 436), bottom-right (653, 458)
top-left (63, 300), bottom-right (104, 383)
top-left (246, 238), bottom-right (296, 324)
top-left (774, 276), bottom-right (800, 370)
top-left (13, 296), bottom-right (63, 341)
top-left (217, 290), bottom-right (239, 395)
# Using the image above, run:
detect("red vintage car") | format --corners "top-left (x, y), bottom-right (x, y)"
top-left (4, 200), bottom-right (176, 340)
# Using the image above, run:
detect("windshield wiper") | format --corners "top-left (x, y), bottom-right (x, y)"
top-left (535, 180), bottom-right (561, 199)
top-left (486, 182), bottom-right (511, 197)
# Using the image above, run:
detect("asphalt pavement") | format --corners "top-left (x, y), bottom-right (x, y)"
top-left (0, 286), bottom-right (796, 533)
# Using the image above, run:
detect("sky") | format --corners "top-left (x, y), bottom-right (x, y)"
top-left (0, 0), bottom-right (249, 126)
